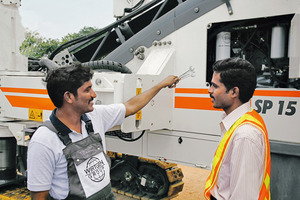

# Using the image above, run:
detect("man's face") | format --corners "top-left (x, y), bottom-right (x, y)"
top-left (208, 72), bottom-right (233, 112)
top-left (73, 80), bottom-right (96, 114)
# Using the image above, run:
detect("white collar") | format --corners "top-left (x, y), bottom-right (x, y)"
top-left (221, 101), bottom-right (252, 132)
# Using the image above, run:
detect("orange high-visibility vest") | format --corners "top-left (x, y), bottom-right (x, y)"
top-left (204, 109), bottom-right (271, 200)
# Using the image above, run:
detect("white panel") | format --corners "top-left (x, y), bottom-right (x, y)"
top-left (0, 75), bottom-right (50, 120)
top-left (289, 13), bottom-right (300, 78)
top-left (173, 109), bottom-right (223, 136)
top-left (0, 3), bottom-right (27, 72)
top-left (121, 75), bottom-right (173, 133)
top-left (252, 93), bottom-right (300, 143)
top-left (147, 131), bottom-right (219, 168)
top-left (137, 47), bottom-right (175, 75)
top-left (106, 136), bottom-right (143, 156)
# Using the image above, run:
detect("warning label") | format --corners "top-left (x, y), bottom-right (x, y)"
top-left (29, 109), bottom-right (43, 122)
top-left (136, 88), bottom-right (142, 120)
top-left (136, 110), bottom-right (142, 120)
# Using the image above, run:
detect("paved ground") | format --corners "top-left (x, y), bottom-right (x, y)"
top-left (114, 164), bottom-right (210, 200)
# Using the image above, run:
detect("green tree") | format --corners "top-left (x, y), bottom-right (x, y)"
top-left (20, 30), bottom-right (60, 59)
top-left (61, 26), bottom-right (98, 44)
top-left (20, 26), bottom-right (98, 59)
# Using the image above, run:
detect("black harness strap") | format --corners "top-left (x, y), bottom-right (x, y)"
top-left (82, 114), bottom-right (94, 135)
top-left (44, 109), bottom-right (94, 146)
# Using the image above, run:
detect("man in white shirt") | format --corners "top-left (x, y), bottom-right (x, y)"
top-left (204, 58), bottom-right (271, 200)
top-left (27, 63), bottom-right (180, 200)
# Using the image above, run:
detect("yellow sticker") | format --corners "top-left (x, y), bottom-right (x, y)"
top-left (136, 110), bottom-right (142, 120)
top-left (29, 108), bottom-right (43, 122)
top-left (136, 88), bottom-right (142, 120)
top-left (136, 88), bottom-right (142, 95)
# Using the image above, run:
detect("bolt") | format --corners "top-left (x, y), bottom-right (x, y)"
top-left (150, 100), bottom-right (155, 106)
top-left (156, 30), bottom-right (161, 35)
top-left (207, 23), bottom-right (212, 29)
top-left (138, 47), bottom-right (145, 53)
top-left (194, 7), bottom-right (199, 13)
top-left (95, 78), bottom-right (102, 86)
top-left (124, 171), bottom-right (132, 182)
top-left (130, 48), bottom-right (134, 53)
top-left (178, 137), bottom-right (183, 144)
top-left (137, 54), bottom-right (145, 60)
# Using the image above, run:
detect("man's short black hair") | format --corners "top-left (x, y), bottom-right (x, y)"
top-left (45, 63), bottom-right (94, 108)
top-left (212, 57), bottom-right (257, 103)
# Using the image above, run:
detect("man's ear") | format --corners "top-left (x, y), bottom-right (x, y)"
top-left (231, 87), bottom-right (239, 98)
top-left (64, 91), bottom-right (73, 103)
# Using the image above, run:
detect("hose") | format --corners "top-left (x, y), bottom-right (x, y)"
top-left (82, 60), bottom-right (132, 74)
top-left (38, 57), bottom-right (60, 71)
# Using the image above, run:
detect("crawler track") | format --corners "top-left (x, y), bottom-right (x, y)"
top-left (108, 151), bottom-right (184, 200)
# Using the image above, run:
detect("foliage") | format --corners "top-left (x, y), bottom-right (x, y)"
top-left (20, 26), bottom-right (98, 59)
top-left (61, 26), bottom-right (98, 44)
top-left (19, 30), bottom-right (60, 59)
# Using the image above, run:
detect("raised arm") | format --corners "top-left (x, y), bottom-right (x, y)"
top-left (124, 75), bottom-right (180, 117)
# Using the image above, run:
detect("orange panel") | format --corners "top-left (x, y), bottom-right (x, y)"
top-left (253, 90), bottom-right (300, 97)
top-left (175, 88), bottom-right (208, 94)
top-left (175, 96), bottom-right (221, 111)
top-left (174, 88), bottom-right (300, 111)
top-left (175, 88), bottom-right (300, 97)
top-left (0, 87), bottom-right (48, 94)
top-left (5, 95), bottom-right (55, 110)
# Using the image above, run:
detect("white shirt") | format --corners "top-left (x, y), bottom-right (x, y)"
top-left (211, 102), bottom-right (265, 200)
top-left (27, 104), bottom-right (126, 199)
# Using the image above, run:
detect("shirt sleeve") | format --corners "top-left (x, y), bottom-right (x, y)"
top-left (92, 103), bottom-right (126, 131)
top-left (27, 141), bottom-right (56, 192)
top-left (229, 124), bottom-right (265, 200)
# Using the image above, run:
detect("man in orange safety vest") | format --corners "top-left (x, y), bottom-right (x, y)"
top-left (204, 58), bottom-right (271, 200)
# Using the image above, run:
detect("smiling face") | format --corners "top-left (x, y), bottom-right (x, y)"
top-left (72, 80), bottom-right (97, 114)
top-left (208, 72), bottom-right (236, 114)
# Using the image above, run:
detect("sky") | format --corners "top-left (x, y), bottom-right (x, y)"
top-left (19, 0), bottom-right (115, 39)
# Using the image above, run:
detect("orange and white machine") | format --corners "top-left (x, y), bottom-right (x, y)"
top-left (1, 0), bottom-right (300, 198)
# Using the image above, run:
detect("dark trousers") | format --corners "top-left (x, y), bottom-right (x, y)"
top-left (210, 195), bottom-right (217, 200)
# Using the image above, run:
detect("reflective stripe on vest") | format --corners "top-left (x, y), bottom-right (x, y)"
top-left (204, 109), bottom-right (271, 200)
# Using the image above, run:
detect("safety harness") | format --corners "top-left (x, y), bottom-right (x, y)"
top-left (204, 109), bottom-right (271, 200)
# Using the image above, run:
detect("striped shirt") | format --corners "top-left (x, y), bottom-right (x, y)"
top-left (211, 102), bottom-right (265, 200)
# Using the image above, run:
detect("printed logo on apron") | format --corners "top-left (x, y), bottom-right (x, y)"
top-left (85, 157), bottom-right (105, 182)
top-left (76, 152), bottom-right (110, 198)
